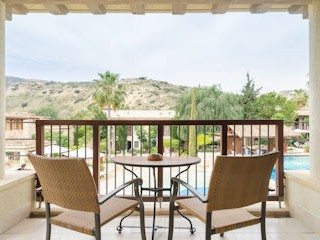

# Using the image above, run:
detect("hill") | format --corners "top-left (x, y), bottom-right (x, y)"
top-left (6, 76), bottom-right (188, 119)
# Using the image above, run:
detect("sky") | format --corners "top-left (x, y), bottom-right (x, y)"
top-left (6, 12), bottom-right (309, 94)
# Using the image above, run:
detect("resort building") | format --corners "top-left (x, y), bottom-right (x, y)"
top-left (227, 125), bottom-right (300, 154)
top-left (295, 106), bottom-right (310, 133)
top-left (5, 113), bottom-right (39, 164)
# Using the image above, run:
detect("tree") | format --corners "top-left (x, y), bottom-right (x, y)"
top-left (92, 71), bottom-right (126, 118)
top-left (240, 73), bottom-right (261, 119)
top-left (188, 88), bottom-right (197, 157)
top-left (175, 85), bottom-right (243, 154)
top-left (117, 125), bottom-right (128, 153)
top-left (88, 103), bottom-right (108, 120)
top-left (91, 71), bottom-right (126, 155)
top-left (175, 85), bottom-right (242, 120)
top-left (45, 131), bottom-right (68, 148)
top-left (255, 92), bottom-right (297, 124)
top-left (32, 106), bottom-right (59, 120)
top-left (291, 89), bottom-right (308, 108)
top-left (135, 126), bottom-right (148, 152)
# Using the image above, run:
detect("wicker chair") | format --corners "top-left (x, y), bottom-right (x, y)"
top-left (28, 154), bottom-right (146, 240)
top-left (168, 152), bottom-right (279, 240)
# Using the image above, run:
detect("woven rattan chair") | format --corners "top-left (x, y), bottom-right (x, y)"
top-left (28, 154), bottom-right (146, 240)
top-left (168, 152), bottom-right (279, 240)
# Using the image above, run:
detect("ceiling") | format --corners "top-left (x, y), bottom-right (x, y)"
top-left (2, 0), bottom-right (309, 19)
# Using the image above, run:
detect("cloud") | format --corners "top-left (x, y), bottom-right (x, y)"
top-left (6, 13), bottom-right (308, 92)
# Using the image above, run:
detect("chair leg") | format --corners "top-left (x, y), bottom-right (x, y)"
top-left (261, 221), bottom-right (266, 240)
top-left (206, 212), bottom-right (212, 240)
top-left (94, 213), bottom-right (101, 240)
top-left (168, 180), bottom-right (179, 240)
top-left (45, 203), bottom-right (51, 240)
top-left (168, 200), bottom-right (175, 240)
top-left (261, 201), bottom-right (267, 240)
top-left (139, 206), bottom-right (146, 240)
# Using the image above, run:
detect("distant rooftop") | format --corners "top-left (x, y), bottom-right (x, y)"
top-left (107, 110), bottom-right (175, 120)
top-left (6, 112), bottom-right (41, 120)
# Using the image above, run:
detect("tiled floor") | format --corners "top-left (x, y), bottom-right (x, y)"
top-left (1, 216), bottom-right (320, 240)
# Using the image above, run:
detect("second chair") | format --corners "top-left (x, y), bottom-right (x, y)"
top-left (168, 152), bottom-right (279, 240)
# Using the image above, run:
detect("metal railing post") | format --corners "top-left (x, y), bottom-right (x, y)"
top-left (275, 120), bottom-right (284, 200)
top-left (221, 124), bottom-right (228, 155)
top-left (157, 124), bottom-right (164, 197)
top-left (36, 121), bottom-right (45, 155)
top-left (93, 124), bottom-right (100, 191)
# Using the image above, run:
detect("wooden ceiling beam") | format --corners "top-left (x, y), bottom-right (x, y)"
top-left (86, 3), bottom-right (106, 14)
top-left (211, 3), bottom-right (229, 14)
top-left (131, 4), bottom-right (145, 14)
top-left (172, 4), bottom-right (186, 15)
top-left (1, 0), bottom-right (309, 5)
top-left (2, 0), bottom-right (309, 15)
top-left (288, 4), bottom-right (305, 14)
top-left (302, 6), bottom-right (308, 19)
top-left (250, 4), bottom-right (271, 13)
top-left (43, 3), bottom-right (68, 15)
top-left (5, 5), bottom-right (12, 21)
top-left (11, 4), bottom-right (28, 14)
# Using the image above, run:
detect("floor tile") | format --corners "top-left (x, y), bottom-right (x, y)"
top-left (1, 216), bottom-right (320, 240)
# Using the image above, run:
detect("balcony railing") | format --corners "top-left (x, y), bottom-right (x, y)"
top-left (34, 119), bottom-right (285, 202)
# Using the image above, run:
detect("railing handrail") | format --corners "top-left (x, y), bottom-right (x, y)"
top-left (36, 119), bottom-right (284, 126)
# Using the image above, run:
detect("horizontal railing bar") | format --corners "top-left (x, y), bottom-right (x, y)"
top-left (36, 119), bottom-right (284, 126)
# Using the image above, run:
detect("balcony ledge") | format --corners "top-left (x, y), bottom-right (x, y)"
top-left (0, 170), bottom-right (35, 233)
top-left (285, 170), bottom-right (320, 235)
top-left (285, 170), bottom-right (320, 192)
top-left (0, 170), bottom-right (35, 191)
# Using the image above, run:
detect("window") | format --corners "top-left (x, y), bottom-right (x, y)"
top-left (6, 119), bottom-right (23, 130)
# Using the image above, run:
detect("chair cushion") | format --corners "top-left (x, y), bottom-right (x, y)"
top-left (176, 197), bottom-right (260, 233)
top-left (51, 196), bottom-right (138, 235)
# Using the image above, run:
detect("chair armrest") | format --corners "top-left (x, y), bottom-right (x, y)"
top-left (98, 178), bottom-right (143, 205)
top-left (171, 177), bottom-right (208, 203)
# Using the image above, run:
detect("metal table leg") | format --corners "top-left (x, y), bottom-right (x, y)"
top-left (152, 167), bottom-right (157, 240)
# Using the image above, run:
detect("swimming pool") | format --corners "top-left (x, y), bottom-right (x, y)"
top-left (180, 155), bottom-right (310, 195)
top-left (270, 155), bottom-right (309, 180)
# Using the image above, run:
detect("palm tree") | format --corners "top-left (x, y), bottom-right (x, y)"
top-left (92, 71), bottom-right (126, 155)
top-left (92, 71), bottom-right (125, 118)
top-left (292, 89), bottom-right (308, 108)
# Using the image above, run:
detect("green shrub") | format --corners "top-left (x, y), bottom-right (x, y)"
top-left (164, 139), bottom-right (180, 152)
top-left (21, 102), bottom-right (28, 108)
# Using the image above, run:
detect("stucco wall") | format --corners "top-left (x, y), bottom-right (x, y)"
top-left (285, 170), bottom-right (320, 234)
top-left (0, 171), bottom-right (34, 233)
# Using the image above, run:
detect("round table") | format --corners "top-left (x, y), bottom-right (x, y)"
top-left (111, 155), bottom-right (200, 240)
top-left (111, 155), bottom-right (200, 168)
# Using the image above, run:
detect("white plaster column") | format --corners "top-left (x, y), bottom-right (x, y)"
top-left (309, 0), bottom-right (320, 179)
top-left (0, 2), bottom-right (5, 179)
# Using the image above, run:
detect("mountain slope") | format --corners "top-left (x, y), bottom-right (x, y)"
top-left (6, 76), bottom-right (188, 119)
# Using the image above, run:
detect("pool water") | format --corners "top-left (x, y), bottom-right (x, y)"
top-left (180, 155), bottom-right (310, 195)
top-left (270, 155), bottom-right (309, 180)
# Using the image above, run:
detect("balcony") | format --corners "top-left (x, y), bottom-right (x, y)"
top-left (1, 119), bottom-right (319, 239)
